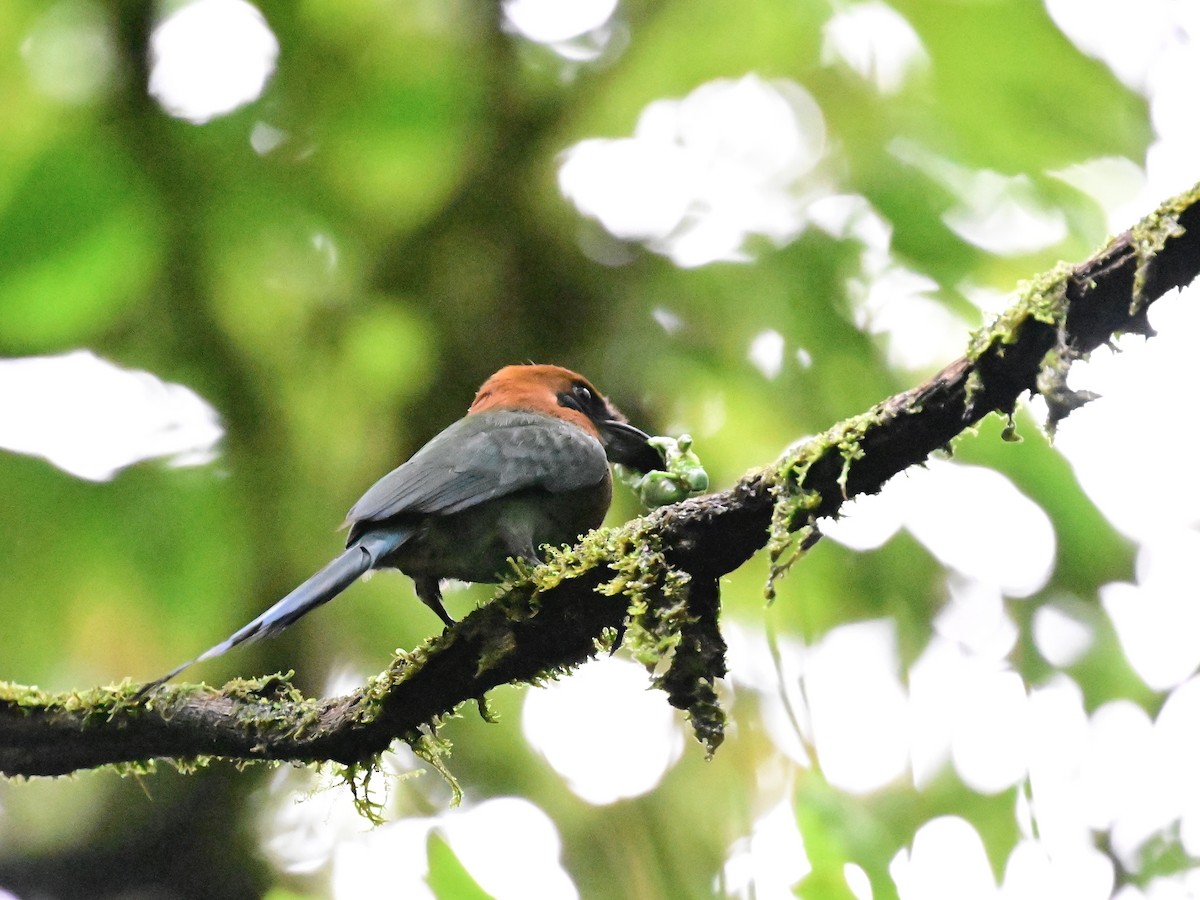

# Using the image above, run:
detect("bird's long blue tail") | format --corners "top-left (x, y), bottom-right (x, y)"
top-left (138, 530), bottom-right (409, 694)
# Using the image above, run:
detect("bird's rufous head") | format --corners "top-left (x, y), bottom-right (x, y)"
top-left (469, 364), bottom-right (662, 473)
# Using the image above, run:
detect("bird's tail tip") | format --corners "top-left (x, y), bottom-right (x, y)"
top-left (132, 657), bottom-right (199, 702)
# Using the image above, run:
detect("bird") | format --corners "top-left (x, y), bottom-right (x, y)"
top-left (139, 364), bottom-right (661, 693)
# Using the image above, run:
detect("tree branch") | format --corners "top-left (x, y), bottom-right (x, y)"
top-left (3, 182), bottom-right (1199, 779)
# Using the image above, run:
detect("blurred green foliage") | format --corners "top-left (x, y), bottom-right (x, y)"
top-left (0, 0), bottom-right (1163, 898)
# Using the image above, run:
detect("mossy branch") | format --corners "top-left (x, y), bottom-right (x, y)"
top-left (3, 182), bottom-right (1199, 780)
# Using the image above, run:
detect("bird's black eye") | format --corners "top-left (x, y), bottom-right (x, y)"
top-left (558, 383), bottom-right (596, 414)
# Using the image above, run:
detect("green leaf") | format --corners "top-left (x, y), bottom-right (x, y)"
top-left (426, 831), bottom-right (491, 900)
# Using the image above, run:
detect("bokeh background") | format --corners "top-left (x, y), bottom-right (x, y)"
top-left (2, 0), bottom-right (1199, 898)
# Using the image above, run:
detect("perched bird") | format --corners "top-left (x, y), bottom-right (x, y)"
top-left (141, 364), bottom-right (660, 692)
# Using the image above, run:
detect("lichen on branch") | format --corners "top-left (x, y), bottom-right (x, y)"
top-left (2, 180), bottom-right (1199, 782)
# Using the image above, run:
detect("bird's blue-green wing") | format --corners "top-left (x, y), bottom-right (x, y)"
top-left (345, 410), bottom-right (609, 524)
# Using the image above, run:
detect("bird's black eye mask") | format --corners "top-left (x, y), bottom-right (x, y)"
top-left (557, 382), bottom-right (604, 418)
top-left (558, 381), bottom-right (662, 473)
